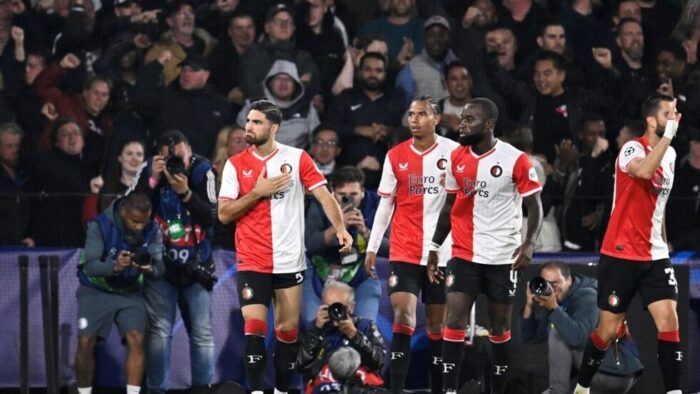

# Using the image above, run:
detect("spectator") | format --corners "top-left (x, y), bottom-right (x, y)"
top-left (485, 26), bottom-right (519, 74)
top-left (297, 281), bottom-right (385, 393)
top-left (237, 60), bottom-right (320, 150)
top-left (129, 130), bottom-right (218, 394)
top-left (208, 13), bottom-right (256, 107)
top-left (195, 0), bottom-right (258, 41)
top-left (496, 0), bottom-right (550, 63)
top-left (144, 0), bottom-right (217, 86)
top-left (639, 0), bottom-right (682, 62)
top-left (95, 0), bottom-right (158, 50)
top-left (326, 52), bottom-right (404, 189)
top-left (451, 0), bottom-right (498, 83)
top-left (75, 192), bottom-right (164, 394)
top-left (437, 60), bottom-right (472, 140)
top-left (35, 53), bottom-right (112, 173)
top-left (655, 40), bottom-right (698, 130)
top-left (671, 0), bottom-right (700, 66)
top-left (309, 125), bottom-right (342, 178)
top-left (296, 0), bottom-right (347, 101)
top-left (395, 15), bottom-right (456, 108)
top-left (211, 125), bottom-right (247, 184)
top-left (559, 115), bottom-right (614, 252)
top-left (667, 128), bottom-right (700, 252)
top-left (331, 34), bottom-right (389, 96)
top-left (303, 166), bottom-right (387, 323)
top-left (135, 52), bottom-right (231, 157)
top-left (518, 261), bottom-right (643, 393)
top-left (237, 3), bottom-right (321, 100)
top-left (0, 123), bottom-right (34, 247)
top-left (357, 0), bottom-right (424, 69)
top-left (591, 18), bottom-right (657, 121)
top-left (29, 118), bottom-right (97, 247)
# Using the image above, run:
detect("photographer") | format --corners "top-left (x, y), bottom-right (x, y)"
top-left (297, 281), bottom-right (386, 392)
top-left (517, 261), bottom-right (642, 394)
top-left (128, 130), bottom-right (217, 393)
top-left (75, 192), bottom-right (164, 394)
top-left (304, 166), bottom-right (389, 323)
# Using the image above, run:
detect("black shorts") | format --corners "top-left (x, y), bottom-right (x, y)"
top-left (236, 270), bottom-right (305, 307)
top-left (444, 258), bottom-right (519, 304)
top-left (597, 254), bottom-right (678, 313)
top-left (76, 285), bottom-right (145, 339)
top-left (387, 262), bottom-right (445, 305)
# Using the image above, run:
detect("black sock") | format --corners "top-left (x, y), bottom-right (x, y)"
top-left (428, 338), bottom-right (443, 394)
top-left (441, 337), bottom-right (465, 392)
top-left (390, 333), bottom-right (412, 394)
top-left (658, 338), bottom-right (682, 392)
top-left (576, 335), bottom-right (608, 388)
top-left (274, 340), bottom-right (299, 392)
top-left (244, 335), bottom-right (267, 391)
top-left (490, 337), bottom-right (511, 394)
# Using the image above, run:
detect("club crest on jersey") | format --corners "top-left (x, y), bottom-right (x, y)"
top-left (241, 286), bottom-right (254, 300)
top-left (437, 158), bottom-right (448, 170)
top-left (280, 163), bottom-right (293, 174)
top-left (456, 164), bottom-right (465, 173)
top-left (608, 293), bottom-right (619, 308)
top-left (242, 169), bottom-right (253, 177)
top-left (490, 165), bottom-right (502, 178)
top-left (445, 274), bottom-right (455, 287)
top-left (399, 162), bottom-right (409, 171)
top-left (388, 274), bottom-right (398, 288)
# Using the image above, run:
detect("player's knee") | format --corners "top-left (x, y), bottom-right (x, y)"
top-left (245, 319), bottom-right (268, 337)
top-left (275, 327), bottom-right (299, 343)
top-left (426, 321), bottom-right (443, 335)
top-left (445, 314), bottom-right (468, 329)
top-left (393, 309), bottom-right (416, 327)
top-left (655, 314), bottom-right (679, 332)
top-left (124, 331), bottom-right (145, 348)
top-left (77, 336), bottom-right (97, 352)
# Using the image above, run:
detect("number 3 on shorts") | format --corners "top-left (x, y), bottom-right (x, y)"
top-left (664, 267), bottom-right (678, 286)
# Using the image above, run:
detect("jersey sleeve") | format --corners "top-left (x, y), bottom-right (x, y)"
top-left (445, 151), bottom-right (459, 193)
top-left (377, 154), bottom-right (397, 197)
top-left (299, 151), bottom-right (328, 191)
top-left (618, 140), bottom-right (646, 174)
top-left (513, 153), bottom-right (542, 196)
top-left (218, 160), bottom-right (239, 200)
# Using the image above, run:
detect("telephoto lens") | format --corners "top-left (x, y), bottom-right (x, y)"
top-left (328, 302), bottom-right (348, 321)
top-left (529, 276), bottom-right (552, 296)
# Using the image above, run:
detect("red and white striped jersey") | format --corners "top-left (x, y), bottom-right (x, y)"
top-left (601, 137), bottom-right (676, 261)
top-left (377, 136), bottom-right (460, 265)
top-left (445, 140), bottom-right (541, 265)
top-left (219, 144), bottom-right (327, 273)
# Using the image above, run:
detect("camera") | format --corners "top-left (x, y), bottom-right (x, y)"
top-left (529, 276), bottom-right (552, 296)
top-left (328, 302), bottom-right (348, 321)
top-left (341, 195), bottom-right (354, 209)
top-left (124, 232), bottom-right (152, 267)
top-left (165, 139), bottom-right (186, 175)
top-left (184, 259), bottom-right (218, 291)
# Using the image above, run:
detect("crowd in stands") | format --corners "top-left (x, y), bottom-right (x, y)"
top-left (0, 0), bottom-right (699, 252)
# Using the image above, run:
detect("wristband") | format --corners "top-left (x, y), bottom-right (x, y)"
top-left (428, 242), bottom-right (441, 252)
top-left (148, 176), bottom-right (158, 189)
top-left (663, 119), bottom-right (678, 139)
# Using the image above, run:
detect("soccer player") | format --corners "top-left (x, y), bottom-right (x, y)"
top-left (574, 96), bottom-right (683, 394)
top-left (365, 95), bottom-right (459, 394)
top-left (427, 98), bottom-right (543, 394)
top-left (218, 99), bottom-right (353, 394)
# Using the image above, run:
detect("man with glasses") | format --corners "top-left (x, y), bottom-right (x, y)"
top-left (309, 125), bottom-right (342, 179)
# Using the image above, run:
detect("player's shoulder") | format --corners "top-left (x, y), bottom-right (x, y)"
top-left (495, 139), bottom-right (524, 156)
top-left (436, 135), bottom-right (460, 150)
top-left (619, 138), bottom-right (647, 158)
top-left (230, 147), bottom-right (254, 166)
top-left (387, 138), bottom-right (413, 159)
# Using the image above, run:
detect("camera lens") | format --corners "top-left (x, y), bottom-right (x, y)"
top-left (328, 302), bottom-right (347, 321)
top-left (166, 155), bottom-right (185, 175)
top-left (529, 276), bottom-right (552, 296)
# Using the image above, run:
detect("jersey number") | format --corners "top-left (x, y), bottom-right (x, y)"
top-left (167, 249), bottom-right (190, 263)
top-left (664, 268), bottom-right (677, 286)
top-left (295, 272), bottom-right (303, 284)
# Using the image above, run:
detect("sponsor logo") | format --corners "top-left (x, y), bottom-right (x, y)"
top-left (247, 355), bottom-right (263, 363)
top-left (408, 174), bottom-right (439, 195)
top-left (390, 352), bottom-right (404, 360)
top-left (445, 274), bottom-right (455, 287)
top-left (490, 165), bottom-right (502, 177)
top-left (437, 158), bottom-right (448, 170)
top-left (242, 286), bottom-right (254, 300)
top-left (442, 363), bottom-right (456, 373)
top-left (528, 167), bottom-right (538, 182)
top-left (462, 179), bottom-right (489, 197)
top-left (388, 274), bottom-right (398, 288)
top-left (456, 164), bottom-right (465, 172)
top-left (493, 365), bottom-right (508, 376)
top-left (399, 162), bottom-right (409, 171)
top-left (608, 293), bottom-right (619, 308)
top-left (432, 356), bottom-right (443, 365)
top-left (280, 163), bottom-right (293, 174)
top-left (242, 169), bottom-right (253, 177)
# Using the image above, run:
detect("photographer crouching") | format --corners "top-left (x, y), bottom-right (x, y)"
top-left (75, 192), bottom-right (164, 394)
top-left (298, 281), bottom-right (386, 393)
top-left (129, 130), bottom-right (218, 393)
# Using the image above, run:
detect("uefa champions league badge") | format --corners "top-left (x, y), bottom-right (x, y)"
top-left (608, 292), bottom-right (619, 308)
top-left (388, 274), bottom-right (398, 288)
top-left (241, 286), bottom-right (254, 300)
top-left (445, 274), bottom-right (455, 288)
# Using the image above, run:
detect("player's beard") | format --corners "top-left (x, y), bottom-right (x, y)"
top-left (654, 117), bottom-right (666, 138)
top-left (459, 129), bottom-right (485, 146)
top-left (246, 129), bottom-right (271, 146)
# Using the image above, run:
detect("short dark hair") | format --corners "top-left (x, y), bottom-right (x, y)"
top-left (622, 119), bottom-right (646, 137)
top-left (468, 97), bottom-right (499, 122)
top-left (641, 93), bottom-right (673, 119)
top-left (617, 17), bottom-right (642, 35)
top-left (579, 113), bottom-right (605, 133)
top-left (312, 124), bottom-right (341, 145)
top-left (443, 59), bottom-right (469, 81)
top-left (539, 20), bottom-right (565, 37)
top-left (51, 117), bottom-right (82, 144)
top-left (158, 130), bottom-right (189, 148)
top-left (506, 125), bottom-right (533, 152)
top-left (657, 40), bottom-right (687, 63)
top-left (250, 99), bottom-right (283, 125)
top-left (85, 75), bottom-right (112, 92)
top-left (411, 95), bottom-right (441, 116)
top-left (333, 166), bottom-right (365, 189)
top-left (359, 52), bottom-right (386, 69)
top-left (122, 192), bottom-right (152, 213)
top-left (535, 50), bottom-right (567, 72)
top-left (539, 261), bottom-right (571, 279)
